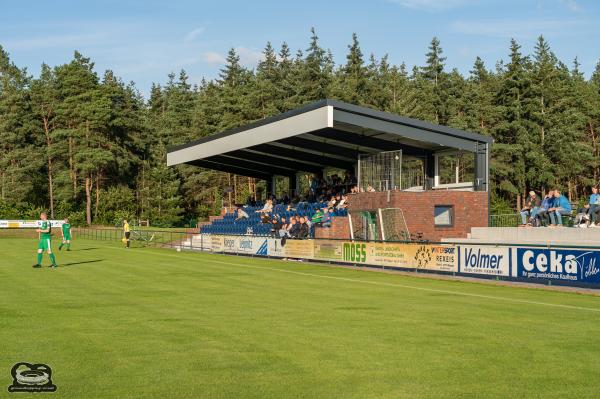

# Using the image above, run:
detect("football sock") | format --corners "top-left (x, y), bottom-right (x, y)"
top-left (49, 253), bottom-right (57, 265)
top-left (37, 253), bottom-right (42, 265)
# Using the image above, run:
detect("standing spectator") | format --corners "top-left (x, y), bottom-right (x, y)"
top-left (271, 218), bottom-right (283, 237)
top-left (298, 216), bottom-right (309, 239)
top-left (322, 208), bottom-right (332, 227)
top-left (288, 218), bottom-right (300, 238)
top-left (520, 191), bottom-right (541, 226)
top-left (548, 189), bottom-right (572, 227)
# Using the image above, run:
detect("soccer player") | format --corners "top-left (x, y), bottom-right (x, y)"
top-left (33, 212), bottom-right (57, 268)
top-left (123, 219), bottom-right (131, 248)
top-left (59, 218), bottom-right (72, 251)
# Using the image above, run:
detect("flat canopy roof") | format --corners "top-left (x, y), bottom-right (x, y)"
top-left (167, 99), bottom-right (492, 181)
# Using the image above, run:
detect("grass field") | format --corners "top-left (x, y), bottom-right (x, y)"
top-left (1, 237), bottom-right (600, 398)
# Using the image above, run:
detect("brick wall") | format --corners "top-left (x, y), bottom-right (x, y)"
top-left (314, 215), bottom-right (350, 239)
top-left (344, 190), bottom-right (488, 241)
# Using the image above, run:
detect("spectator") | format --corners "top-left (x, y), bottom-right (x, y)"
top-left (520, 191), bottom-right (541, 226)
top-left (536, 190), bottom-right (554, 227)
top-left (298, 216), bottom-right (309, 239)
top-left (548, 189), bottom-right (572, 227)
top-left (588, 187), bottom-right (600, 227)
top-left (322, 208), bottom-right (332, 227)
top-left (256, 199), bottom-right (273, 214)
top-left (271, 218), bottom-right (283, 237)
top-left (311, 209), bottom-right (324, 226)
top-left (278, 217), bottom-right (290, 238)
top-left (235, 207), bottom-right (249, 221)
top-left (288, 218), bottom-right (300, 238)
top-left (367, 185), bottom-right (376, 192)
top-left (336, 194), bottom-right (348, 210)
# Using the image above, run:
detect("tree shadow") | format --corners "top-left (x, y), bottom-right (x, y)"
top-left (65, 247), bottom-right (99, 251)
top-left (57, 259), bottom-right (105, 267)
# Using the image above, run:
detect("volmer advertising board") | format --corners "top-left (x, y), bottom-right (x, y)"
top-left (516, 247), bottom-right (600, 284)
top-left (458, 245), bottom-right (511, 277)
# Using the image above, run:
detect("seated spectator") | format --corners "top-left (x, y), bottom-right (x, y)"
top-left (235, 207), bottom-right (249, 221)
top-left (548, 189), bottom-right (572, 227)
top-left (322, 208), bottom-right (332, 227)
top-left (297, 216), bottom-right (309, 239)
top-left (367, 185), bottom-right (376, 192)
top-left (520, 191), bottom-right (540, 226)
top-left (587, 187), bottom-right (600, 227)
top-left (336, 195), bottom-right (348, 210)
top-left (256, 199), bottom-right (273, 214)
top-left (311, 209), bottom-right (324, 226)
top-left (536, 190), bottom-right (554, 226)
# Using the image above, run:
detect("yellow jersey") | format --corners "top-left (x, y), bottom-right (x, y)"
top-left (124, 222), bottom-right (130, 233)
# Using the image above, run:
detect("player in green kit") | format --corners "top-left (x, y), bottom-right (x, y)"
top-left (33, 212), bottom-right (58, 268)
top-left (59, 218), bottom-right (72, 251)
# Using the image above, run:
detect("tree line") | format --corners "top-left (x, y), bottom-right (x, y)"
top-left (1, 29), bottom-right (600, 226)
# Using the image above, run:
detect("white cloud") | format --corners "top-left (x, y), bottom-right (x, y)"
top-left (201, 51), bottom-right (226, 65)
top-left (236, 47), bottom-right (263, 66)
top-left (201, 47), bottom-right (263, 67)
top-left (559, 0), bottom-right (582, 11)
top-left (389, 0), bottom-right (472, 11)
top-left (451, 18), bottom-right (584, 38)
top-left (184, 27), bottom-right (205, 42)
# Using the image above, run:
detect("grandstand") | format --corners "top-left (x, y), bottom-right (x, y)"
top-left (200, 202), bottom-right (348, 236)
top-left (168, 99), bottom-right (493, 242)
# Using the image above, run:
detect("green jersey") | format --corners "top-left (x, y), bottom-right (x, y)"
top-left (62, 223), bottom-right (71, 236)
top-left (40, 221), bottom-right (51, 239)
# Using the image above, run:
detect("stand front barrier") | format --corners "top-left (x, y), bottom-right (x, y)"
top-left (196, 234), bottom-right (600, 288)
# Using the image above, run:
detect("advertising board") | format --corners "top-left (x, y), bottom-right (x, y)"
top-left (516, 247), bottom-right (600, 284)
top-left (458, 245), bottom-right (511, 276)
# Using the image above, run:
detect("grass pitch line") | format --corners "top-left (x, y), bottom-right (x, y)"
top-left (116, 247), bottom-right (600, 314)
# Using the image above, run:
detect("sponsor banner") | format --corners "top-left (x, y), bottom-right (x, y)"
top-left (336, 242), bottom-right (456, 272)
top-left (268, 238), bottom-right (314, 259)
top-left (458, 245), bottom-right (510, 276)
top-left (235, 236), bottom-right (269, 255)
top-left (210, 235), bottom-right (224, 252)
top-left (516, 247), bottom-right (600, 284)
top-left (0, 220), bottom-right (63, 228)
top-left (314, 241), bottom-right (343, 261)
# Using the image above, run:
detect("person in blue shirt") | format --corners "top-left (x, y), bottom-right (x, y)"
top-left (536, 190), bottom-right (555, 227)
top-left (548, 189), bottom-right (572, 227)
top-left (587, 187), bottom-right (600, 226)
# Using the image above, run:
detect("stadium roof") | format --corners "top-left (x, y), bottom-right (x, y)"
top-left (167, 99), bottom-right (492, 182)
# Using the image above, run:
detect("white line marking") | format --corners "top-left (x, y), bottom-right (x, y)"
top-left (111, 246), bottom-right (600, 314)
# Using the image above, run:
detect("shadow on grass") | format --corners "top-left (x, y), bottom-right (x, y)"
top-left (63, 247), bottom-right (100, 251)
top-left (57, 259), bottom-right (104, 267)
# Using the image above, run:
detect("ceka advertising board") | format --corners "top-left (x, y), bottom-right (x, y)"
top-left (516, 247), bottom-right (600, 284)
top-left (457, 245), bottom-right (511, 277)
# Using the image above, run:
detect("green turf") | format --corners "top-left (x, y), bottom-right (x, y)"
top-left (1, 237), bottom-right (600, 398)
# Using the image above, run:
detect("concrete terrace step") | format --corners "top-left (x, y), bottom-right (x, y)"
top-left (452, 226), bottom-right (600, 246)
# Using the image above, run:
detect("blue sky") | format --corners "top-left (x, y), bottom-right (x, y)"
top-left (1, 0), bottom-right (598, 95)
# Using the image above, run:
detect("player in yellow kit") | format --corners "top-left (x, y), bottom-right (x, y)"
top-left (123, 219), bottom-right (131, 248)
